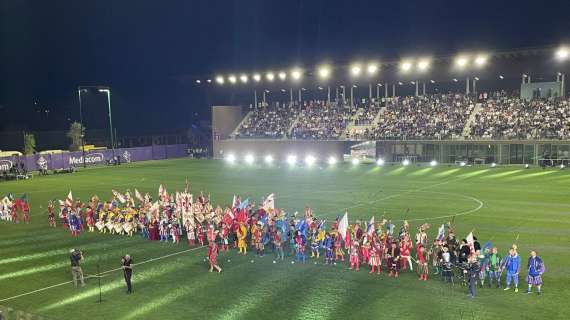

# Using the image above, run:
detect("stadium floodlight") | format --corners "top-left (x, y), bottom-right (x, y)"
top-left (228, 75), bottom-right (237, 84)
top-left (452, 78), bottom-right (458, 82)
top-left (350, 63), bottom-right (362, 77)
top-left (225, 153), bottom-right (236, 164)
top-left (410, 81), bottom-right (415, 85)
top-left (195, 79), bottom-right (201, 84)
top-left (253, 73), bottom-right (261, 82)
top-left (318, 65), bottom-right (331, 79)
top-left (286, 155), bottom-right (297, 165)
top-left (491, 162), bottom-right (497, 168)
top-left (215, 76), bottom-right (225, 85)
top-left (351, 158), bottom-right (360, 165)
top-left (244, 154), bottom-right (255, 165)
top-left (291, 68), bottom-right (302, 81)
top-left (328, 156), bottom-right (337, 165)
top-left (207, 79), bottom-right (212, 83)
top-left (455, 56), bottom-right (468, 69)
top-left (278, 72), bottom-right (287, 81)
top-left (524, 164), bottom-right (530, 169)
top-left (417, 59), bottom-right (430, 71)
top-left (402, 159), bottom-right (410, 166)
top-left (305, 155), bottom-right (317, 167)
top-left (460, 161), bottom-right (467, 167)
top-left (561, 164), bottom-right (566, 170)
top-left (398, 81), bottom-right (404, 85)
top-left (430, 160), bottom-right (438, 167)
top-left (240, 74), bottom-right (248, 83)
top-left (266, 72), bottom-right (275, 82)
top-left (430, 79), bottom-right (436, 84)
top-left (499, 75), bottom-right (504, 79)
top-left (367, 63), bottom-right (378, 75)
top-left (377, 83), bottom-right (383, 87)
top-left (400, 61), bottom-right (412, 72)
top-left (376, 158), bottom-right (385, 166)
top-left (264, 154), bottom-right (274, 164)
top-left (474, 77), bottom-right (480, 81)
top-left (474, 55), bottom-right (488, 67)
top-left (556, 47), bottom-right (569, 61)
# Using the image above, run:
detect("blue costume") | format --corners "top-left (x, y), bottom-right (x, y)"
top-left (526, 255), bottom-right (545, 294)
top-left (503, 252), bottom-right (521, 290)
top-left (323, 235), bottom-right (334, 264)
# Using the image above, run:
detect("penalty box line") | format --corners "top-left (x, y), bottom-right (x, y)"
top-left (0, 246), bottom-right (205, 303)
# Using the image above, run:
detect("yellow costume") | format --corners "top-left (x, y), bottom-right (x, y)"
top-left (237, 223), bottom-right (248, 254)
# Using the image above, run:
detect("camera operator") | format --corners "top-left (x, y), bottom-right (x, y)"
top-left (121, 254), bottom-right (133, 294)
top-left (70, 249), bottom-right (85, 288)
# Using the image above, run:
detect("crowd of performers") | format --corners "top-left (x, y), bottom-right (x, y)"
top-left (0, 194), bottom-right (31, 224)
top-left (48, 183), bottom-right (546, 295)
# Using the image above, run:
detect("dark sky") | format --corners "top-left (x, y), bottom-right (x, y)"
top-left (1, 0), bottom-right (569, 133)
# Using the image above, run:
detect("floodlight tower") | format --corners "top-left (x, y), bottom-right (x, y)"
top-left (318, 65), bottom-right (332, 104)
top-left (556, 47), bottom-right (568, 97)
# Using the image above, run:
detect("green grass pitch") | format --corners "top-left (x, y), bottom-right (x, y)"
top-left (0, 159), bottom-right (569, 319)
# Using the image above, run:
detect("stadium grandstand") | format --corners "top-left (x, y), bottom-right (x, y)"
top-left (209, 46), bottom-right (569, 167)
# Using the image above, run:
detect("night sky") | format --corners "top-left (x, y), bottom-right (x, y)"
top-left (1, 0), bottom-right (569, 133)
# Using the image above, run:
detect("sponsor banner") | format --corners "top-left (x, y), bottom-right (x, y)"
top-left (0, 144), bottom-right (187, 172)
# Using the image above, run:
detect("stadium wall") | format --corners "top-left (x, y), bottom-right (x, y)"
top-left (213, 139), bottom-right (356, 160)
top-left (377, 140), bottom-right (570, 165)
top-left (0, 144), bottom-right (188, 172)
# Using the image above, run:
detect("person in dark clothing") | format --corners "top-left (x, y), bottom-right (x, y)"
top-left (70, 249), bottom-right (85, 288)
top-left (121, 255), bottom-right (133, 294)
top-left (459, 239), bottom-right (470, 263)
top-left (467, 255), bottom-right (480, 298)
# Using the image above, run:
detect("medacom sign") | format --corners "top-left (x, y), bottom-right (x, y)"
top-left (69, 153), bottom-right (105, 166)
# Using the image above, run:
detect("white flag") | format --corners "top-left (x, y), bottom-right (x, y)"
top-left (65, 191), bottom-right (73, 207)
top-left (263, 193), bottom-right (275, 211)
top-left (437, 224), bottom-right (445, 240)
top-left (338, 212), bottom-right (349, 239)
top-left (367, 216), bottom-right (375, 236)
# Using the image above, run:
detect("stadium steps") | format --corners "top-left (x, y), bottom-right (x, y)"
top-left (342, 107), bottom-right (385, 140)
top-left (462, 103), bottom-right (482, 138)
top-left (230, 110), bottom-right (253, 138)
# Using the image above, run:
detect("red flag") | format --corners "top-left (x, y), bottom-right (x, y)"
top-left (65, 191), bottom-right (73, 207)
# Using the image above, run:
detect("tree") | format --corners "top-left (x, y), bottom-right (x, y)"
top-left (23, 133), bottom-right (36, 155)
top-left (67, 122), bottom-right (85, 151)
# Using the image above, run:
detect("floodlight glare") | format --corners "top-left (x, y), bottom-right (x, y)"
top-left (291, 68), bottom-right (302, 80)
top-left (215, 76), bottom-right (225, 85)
top-left (350, 64), bottom-right (362, 77)
top-left (266, 72), bottom-right (275, 82)
top-left (240, 74), bottom-right (248, 83)
top-left (491, 162), bottom-right (497, 167)
top-left (524, 164), bottom-right (530, 169)
top-left (253, 73), bottom-right (261, 82)
top-left (328, 156), bottom-right (337, 165)
top-left (367, 63), bottom-right (378, 75)
top-left (400, 61), bottom-right (412, 72)
top-left (402, 159), bottom-right (410, 166)
top-left (195, 79), bottom-right (201, 84)
top-left (318, 66), bottom-right (331, 79)
top-left (417, 59), bottom-right (430, 71)
top-left (455, 56), bottom-right (468, 68)
top-left (264, 154), bottom-right (274, 164)
top-left (474, 55), bottom-right (487, 67)
top-left (561, 164), bottom-right (566, 169)
top-left (225, 153), bottom-right (236, 164)
top-left (351, 158), bottom-right (360, 165)
top-left (376, 158), bottom-right (385, 166)
top-left (286, 155), bottom-right (297, 165)
top-left (460, 161), bottom-right (467, 167)
top-left (244, 154), bottom-right (255, 165)
top-left (499, 75), bottom-right (505, 79)
top-left (278, 72), bottom-right (287, 81)
top-left (305, 155), bottom-right (316, 166)
top-left (556, 47), bottom-right (569, 61)
top-left (430, 160), bottom-right (438, 167)
top-left (228, 75), bottom-right (237, 84)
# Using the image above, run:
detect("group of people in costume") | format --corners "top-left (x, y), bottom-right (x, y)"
top-left (47, 181), bottom-right (546, 295)
top-left (0, 193), bottom-right (31, 224)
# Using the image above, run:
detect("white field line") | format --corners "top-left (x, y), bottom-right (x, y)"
top-left (0, 246), bottom-right (204, 303)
